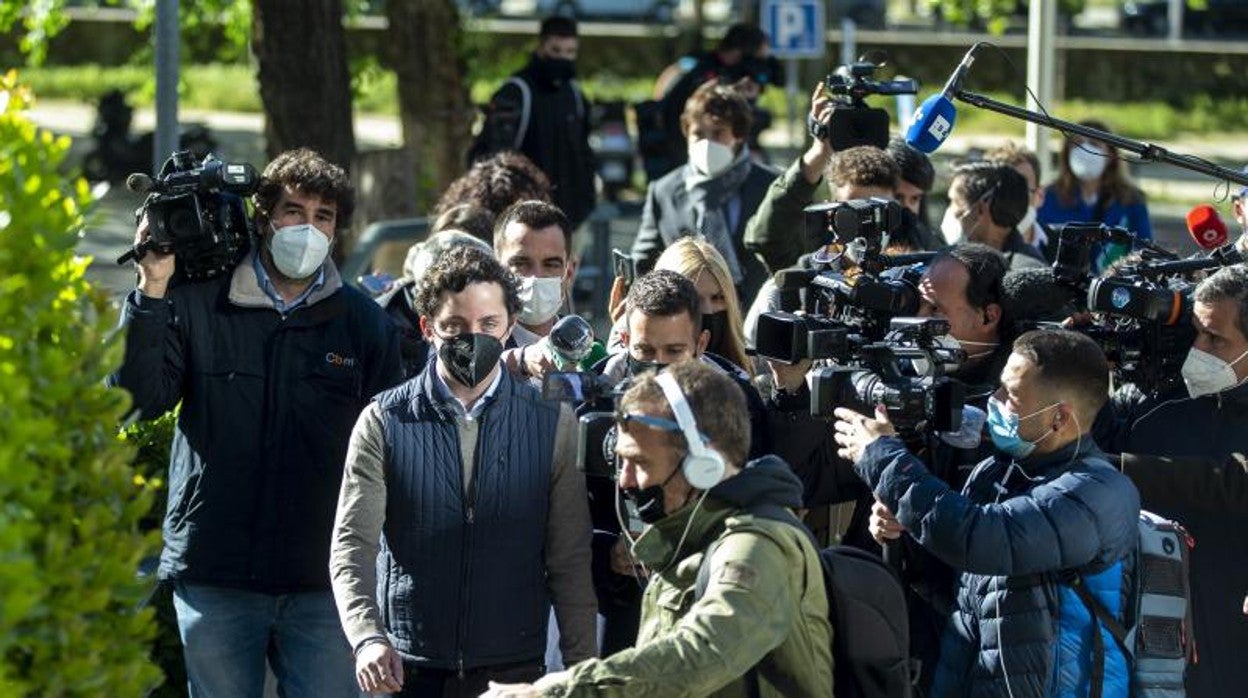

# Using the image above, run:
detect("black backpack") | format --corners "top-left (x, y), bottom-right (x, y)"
top-left (696, 511), bottom-right (914, 698)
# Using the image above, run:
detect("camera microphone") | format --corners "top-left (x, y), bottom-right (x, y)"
top-left (905, 43), bottom-right (982, 154)
top-left (1185, 204), bottom-right (1229, 251)
top-left (126, 172), bottom-right (158, 194)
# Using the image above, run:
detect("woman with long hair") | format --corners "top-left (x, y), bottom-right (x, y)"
top-left (1037, 120), bottom-right (1153, 267)
top-left (653, 237), bottom-right (753, 376)
top-left (606, 237), bottom-right (753, 377)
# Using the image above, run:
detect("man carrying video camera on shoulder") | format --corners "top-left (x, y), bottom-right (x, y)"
top-left (112, 148), bottom-right (402, 697)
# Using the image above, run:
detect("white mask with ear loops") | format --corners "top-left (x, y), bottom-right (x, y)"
top-left (1068, 144), bottom-right (1108, 182)
top-left (269, 223), bottom-right (330, 280)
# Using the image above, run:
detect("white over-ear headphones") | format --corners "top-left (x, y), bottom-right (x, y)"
top-left (654, 372), bottom-right (726, 491)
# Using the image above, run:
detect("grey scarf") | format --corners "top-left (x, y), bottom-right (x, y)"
top-left (683, 147), bottom-right (752, 285)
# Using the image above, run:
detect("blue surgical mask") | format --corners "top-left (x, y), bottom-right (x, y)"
top-left (987, 396), bottom-right (1060, 459)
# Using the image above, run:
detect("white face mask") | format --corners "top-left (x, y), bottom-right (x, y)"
top-left (517, 275), bottom-right (564, 325)
top-left (269, 223), bottom-right (330, 280)
top-left (1068, 144), bottom-right (1108, 182)
top-left (1016, 205), bottom-right (1037, 237)
top-left (940, 206), bottom-right (965, 244)
top-left (687, 138), bottom-right (735, 178)
top-left (1182, 347), bottom-right (1248, 398)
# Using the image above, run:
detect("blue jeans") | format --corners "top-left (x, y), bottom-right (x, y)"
top-left (173, 582), bottom-right (358, 698)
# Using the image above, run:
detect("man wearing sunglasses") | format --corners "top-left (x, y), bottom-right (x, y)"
top-left (483, 361), bottom-right (831, 697)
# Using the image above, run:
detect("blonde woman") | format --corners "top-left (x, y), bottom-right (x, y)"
top-left (607, 237), bottom-right (753, 377)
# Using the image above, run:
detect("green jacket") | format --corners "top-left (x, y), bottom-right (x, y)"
top-left (743, 157), bottom-right (829, 275)
top-left (543, 457), bottom-right (832, 697)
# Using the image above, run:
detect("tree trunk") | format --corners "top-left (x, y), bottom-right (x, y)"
top-left (386, 0), bottom-right (475, 214)
top-left (250, 0), bottom-right (356, 171)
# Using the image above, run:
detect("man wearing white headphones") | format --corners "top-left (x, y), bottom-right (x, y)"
top-left (483, 361), bottom-right (832, 697)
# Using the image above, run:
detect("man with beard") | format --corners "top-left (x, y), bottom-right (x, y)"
top-left (113, 148), bottom-right (403, 696)
top-left (330, 246), bottom-right (596, 697)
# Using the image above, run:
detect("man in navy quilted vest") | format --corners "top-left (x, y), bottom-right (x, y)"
top-left (329, 245), bottom-right (596, 697)
top-left (834, 329), bottom-right (1140, 697)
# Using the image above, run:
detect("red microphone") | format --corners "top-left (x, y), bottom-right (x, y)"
top-left (1186, 204), bottom-right (1229, 250)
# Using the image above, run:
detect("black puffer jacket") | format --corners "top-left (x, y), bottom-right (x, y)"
top-left (114, 254), bottom-right (402, 592)
top-left (1103, 382), bottom-right (1248, 698)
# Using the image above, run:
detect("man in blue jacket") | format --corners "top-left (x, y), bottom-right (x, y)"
top-left (834, 329), bottom-right (1139, 697)
top-left (113, 148), bottom-right (403, 696)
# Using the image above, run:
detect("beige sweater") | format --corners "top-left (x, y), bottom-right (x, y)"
top-left (329, 396), bottom-right (597, 664)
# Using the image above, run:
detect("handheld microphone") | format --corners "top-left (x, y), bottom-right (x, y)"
top-left (125, 172), bottom-right (158, 194)
top-left (905, 44), bottom-right (981, 154)
top-left (1185, 204), bottom-right (1229, 251)
top-left (548, 315), bottom-right (595, 367)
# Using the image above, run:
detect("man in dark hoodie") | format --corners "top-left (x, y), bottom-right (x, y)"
top-left (483, 361), bottom-right (832, 697)
top-left (469, 16), bottom-right (596, 229)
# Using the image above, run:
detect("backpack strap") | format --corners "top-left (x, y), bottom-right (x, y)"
top-left (570, 79), bottom-right (585, 121)
top-left (1060, 570), bottom-right (1132, 698)
top-left (502, 76), bottom-right (531, 151)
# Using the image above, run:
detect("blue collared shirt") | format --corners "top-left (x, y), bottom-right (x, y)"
top-left (253, 252), bottom-right (324, 315)
top-left (431, 360), bottom-right (504, 421)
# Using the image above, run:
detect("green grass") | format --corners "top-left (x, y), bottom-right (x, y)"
top-left (19, 63), bottom-right (1248, 142)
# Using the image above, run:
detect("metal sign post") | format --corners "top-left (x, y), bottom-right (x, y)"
top-left (761, 0), bottom-right (826, 150)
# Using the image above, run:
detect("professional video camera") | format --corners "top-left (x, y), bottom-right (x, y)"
top-left (756, 198), bottom-right (931, 362)
top-left (1042, 223), bottom-right (1196, 396)
top-left (812, 54), bottom-right (917, 150)
top-left (117, 151), bottom-right (260, 282)
top-left (808, 317), bottom-right (966, 440)
top-left (541, 368), bottom-right (633, 479)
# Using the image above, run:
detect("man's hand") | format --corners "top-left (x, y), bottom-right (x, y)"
top-left (481, 671), bottom-right (569, 697)
top-left (832, 405), bottom-right (895, 463)
top-left (869, 500), bottom-right (905, 544)
top-left (768, 358), bottom-right (812, 394)
top-left (522, 340), bottom-right (559, 378)
top-left (355, 641), bottom-right (404, 694)
top-left (800, 82), bottom-right (837, 184)
top-left (609, 535), bottom-right (647, 579)
top-left (608, 275), bottom-right (628, 324)
top-left (134, 215), bottom-right (176, 298)
top-left (480, 682), bottom-right (539, 698)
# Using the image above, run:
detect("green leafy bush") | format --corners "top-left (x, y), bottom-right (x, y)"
top-left (0, 70), bottom-right (162, 695)
top-left (120, 411), bottom-right (187, 698)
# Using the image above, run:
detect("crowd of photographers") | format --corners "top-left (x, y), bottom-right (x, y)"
top-left (110, 17), bottom-right (1248, 698)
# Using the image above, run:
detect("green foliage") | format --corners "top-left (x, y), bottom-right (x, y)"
top-left (0, 70), bottom-right (162, 695)
top-left (120, 411), bottom-right (186, 698)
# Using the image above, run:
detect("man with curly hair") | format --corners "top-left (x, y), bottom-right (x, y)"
top-left (114, 147), bottom-right (403, 696)
top-left (330, 245), bottom-right (596, 697)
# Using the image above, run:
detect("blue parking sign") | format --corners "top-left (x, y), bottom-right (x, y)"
top-left (762, 0), bottom-right (825, 59)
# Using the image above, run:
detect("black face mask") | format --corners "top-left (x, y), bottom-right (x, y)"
top-left (437, 333), bottom-right (503, 389)
top-left (533, 56), bottom-right (576, 86)
top-left (701, 310), bottom-right (729, 353)
top-left (622, 485), bottom-right (667, 524)
top-left (622, 465), bottom-right (682, 525)
top-left (627, 355), bottom-right (668, 377)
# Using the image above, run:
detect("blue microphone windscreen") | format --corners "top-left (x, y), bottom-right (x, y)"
top-left (905, 94), bottom-right (957, 154)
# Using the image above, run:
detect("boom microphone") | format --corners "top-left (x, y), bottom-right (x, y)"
top-left (905, 44), bottom-right (982, 154)
top-left (1185, 204), bottom-right (1229, 251)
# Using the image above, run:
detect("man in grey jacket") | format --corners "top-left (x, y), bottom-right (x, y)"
top-left (330, 245), bottom-right (596, 697)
